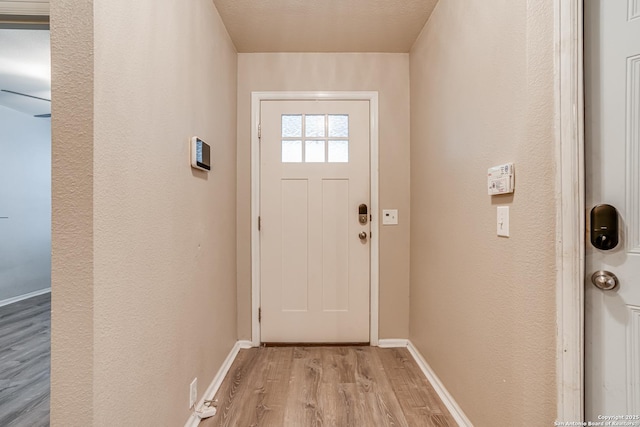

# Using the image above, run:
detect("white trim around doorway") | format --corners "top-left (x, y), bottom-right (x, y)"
top-left (250, 91), bottom-right (380, 347)
top-left (555, 0), bottom-right (585, 422)
top-left (0, 1), bottom-right (49, 16)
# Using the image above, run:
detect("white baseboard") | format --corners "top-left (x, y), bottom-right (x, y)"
top-left (378, 338), bottom-right (473, 426)
top-left (184, 340), bottom-right (254, 427)
top-left (0, 288), bottom-right (51, 309)
top-left (377, 339), bottom-right (409, 348)
top-left (407, 341), bottom-right (473, 427)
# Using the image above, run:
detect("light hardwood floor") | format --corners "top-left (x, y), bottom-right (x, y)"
top-left (0, 293), bottom-right (50, 427)
top-left (201, 346), bottom-right (456, 427)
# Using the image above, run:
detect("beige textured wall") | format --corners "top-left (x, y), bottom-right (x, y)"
top-left (237, 53), bottom-right (411, 340)
top-left (409, 0), bottom-right (557, 425)
top-left (50, 0), bottom-right (94, 423)
top-left (51, 0), bottom-right (238, 425)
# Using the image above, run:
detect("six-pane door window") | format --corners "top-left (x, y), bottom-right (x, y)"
top-left (281, 114), bottom-right (349, 163)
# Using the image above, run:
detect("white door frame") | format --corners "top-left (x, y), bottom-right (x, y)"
top-left (556, 0), bottom-right (585, 422)
top-left (250, 91), bottom-right (380, 347)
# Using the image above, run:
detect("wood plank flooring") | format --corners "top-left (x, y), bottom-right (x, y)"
top-left (201, 346), bottom-right (456, 427)
top-left (0, 293), bottom-right (50, 427)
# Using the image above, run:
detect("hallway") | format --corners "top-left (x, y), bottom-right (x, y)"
top-left (202, 346), bottom-right (454, 427)
top-left (44, 0), bottom-right (566, 424)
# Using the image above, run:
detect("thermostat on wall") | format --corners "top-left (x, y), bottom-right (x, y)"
top-left (488, 163), bottom-right (514, 195)
top-left (191, 137), bottom-right (211, 171)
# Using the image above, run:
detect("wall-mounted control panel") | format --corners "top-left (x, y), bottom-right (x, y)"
top-left (488, 163), bottom-right (514, 195)
top-left (191, 137), bottom-right (211, 171)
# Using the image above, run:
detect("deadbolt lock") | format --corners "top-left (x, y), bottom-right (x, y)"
top-left (359, 204), bottom-right (368, 225)
top-left (590, 204), bottom-right (619, 250)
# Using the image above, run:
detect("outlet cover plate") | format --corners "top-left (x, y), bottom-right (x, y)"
top-left (382, 209), bottom-right (398, 225)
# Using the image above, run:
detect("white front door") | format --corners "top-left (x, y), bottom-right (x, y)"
top-left (585, 0), bottom-right (640, 420)
top-left (259, 100), bottom-right (370, 343)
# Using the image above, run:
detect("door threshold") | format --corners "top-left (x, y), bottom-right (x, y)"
top-left (261, 342), bottom-right (370, 347)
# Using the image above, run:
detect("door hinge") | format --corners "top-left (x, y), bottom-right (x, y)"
top-left (258, 124), bottom-right (261, 139)
top-left (258, 216), bottom-right (261, 231)
top-left (258, 307), bottom-right (262, 323)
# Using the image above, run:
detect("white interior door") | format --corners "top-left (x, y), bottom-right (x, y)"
top-left (260, 100), bottom-right (370, 343)
top-left (585, 0), bottom-right (640, 420)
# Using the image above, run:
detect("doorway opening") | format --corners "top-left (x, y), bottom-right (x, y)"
top-left (0, 13), bottom-right (52, 426)
top-left (250, 92), bottom-right (380, 347)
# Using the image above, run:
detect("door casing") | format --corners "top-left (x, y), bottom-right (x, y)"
top-left (557, 0), bottom-right (585, 422)
top-left (250, 91), bottom-right (380, 347)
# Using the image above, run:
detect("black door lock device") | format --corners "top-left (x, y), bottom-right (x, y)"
top-left (590, 204), bottom-right (619, 250)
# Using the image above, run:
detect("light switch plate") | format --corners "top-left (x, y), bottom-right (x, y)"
top-left (497, 206), bottom-right (509, 237)
top-left (382, 209), bottom-right (398, 225)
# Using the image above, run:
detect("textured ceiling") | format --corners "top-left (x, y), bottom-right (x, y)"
top-left (212, 0), bottom-right (439, 53)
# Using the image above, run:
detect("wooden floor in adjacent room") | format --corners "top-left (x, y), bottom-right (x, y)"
top-left (201, 346), bottom-right (456, 427)
top-left (0, 293), bottom-right (50, 427)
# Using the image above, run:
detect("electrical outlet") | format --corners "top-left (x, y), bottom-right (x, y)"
top-left (190, 378), bottom-right (198, 409)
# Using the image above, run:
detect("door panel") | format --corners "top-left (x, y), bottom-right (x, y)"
top-left (280, 179), bottom-right (308, 311)
top-left (322, 179), bottom-right (350, 311)
top-left (585, 0), bottom-right (640, 419)
top-left (260, 100), bottom-right (370, 343)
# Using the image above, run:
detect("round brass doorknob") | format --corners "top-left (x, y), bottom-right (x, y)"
top-left (358, 231), bottom-right (367, 241)
top-left (591, 270), bottom-right (619, 291)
